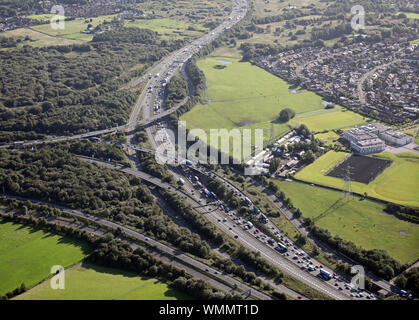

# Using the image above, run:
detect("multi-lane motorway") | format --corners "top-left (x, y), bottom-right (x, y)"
top-left (0, 0), bottom-right (387, 300)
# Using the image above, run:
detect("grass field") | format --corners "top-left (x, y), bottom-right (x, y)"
top-left (398, 12), bottom-right (419, 19)
top-left (0, 220), bottom-right (92, 295)
top-left (314, 131), bottom-right (340, 146)
top-left (3, 16), bottom-right (207, 47)
top-left (124, 18), bottom-right (207, 39)
top-left (295, 151), bottom-right (419, 207)
top-left (27, 14), bottom-right (67, 21)
top-left (180, 57), bottom-right (367, 159)
top-left (2, 15), bottom-right (116, 47)
top-left (273, 180), bottom-right (419, 264)
top-left (15, 262), bottom-right (190, 300)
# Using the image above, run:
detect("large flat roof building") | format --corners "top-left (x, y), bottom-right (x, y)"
top-left (342, 123), bottom-right (411, 154)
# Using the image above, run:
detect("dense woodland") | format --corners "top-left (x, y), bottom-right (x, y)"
top-left (164, 73), bottom-right (188, 109)
top-left (0, 27), bottom-right (184, 142)
top-left (0, 148), bottom-right (217, 259)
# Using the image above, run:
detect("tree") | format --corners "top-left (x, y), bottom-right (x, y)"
top-left (277, 108), bottom-right (296, 122)
top-left (269, 158), bottom-right (281, 174)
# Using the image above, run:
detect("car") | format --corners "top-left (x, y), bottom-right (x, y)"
top-left (217, 219), bottom-right (221, 222)
top-left (223, 218), bottom-right (227, 222)
top-left (145, 237), bottom-right (150, 241)
top-left (229, 227), bottom-right (232, 230)
top-left (297, 296), bottom-right (302, 300)
top-left (215, 271), bottom-right (218, 275)
top-left (205, 268), bottom-right (209, 272)
top-left (234, 235), bottom-right (238, 239)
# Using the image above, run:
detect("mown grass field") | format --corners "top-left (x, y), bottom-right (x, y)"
top-left (124, 18), bottom-right (207, 39)
top-left (295, 151), bottom-right (419, 207)
top-left (398, 12), bottom-right (419, 19)
top-left (180, 57), bottom-right (367, 159)
top-left (314, 131), bottom-right (340, 146)
top-left (2, 15), bottom-right (116, 47)
top-left (27, 14), bottom-right (67, 21)
top-left (0, 220), bottom-right (92, 295)
top-left (3, 16), bottom-right (203, 47)
top-left (15, 262), bottom-right (190, 300)
top-left (273, 180), bottom-right (419, 264)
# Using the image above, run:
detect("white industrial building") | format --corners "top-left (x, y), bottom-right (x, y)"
top-left (342, 123), bottom-right (411, 154)
top-left (379, 130), bottom-right (413, 146)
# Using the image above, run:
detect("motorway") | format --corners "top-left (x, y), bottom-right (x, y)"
top-left (120, 0), bottom-right (355, 301)
top-left (0, 0), bottom-right (386, 301)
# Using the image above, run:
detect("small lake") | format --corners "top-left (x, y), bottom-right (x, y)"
top-left (217, 60), bottom-right (232, 65)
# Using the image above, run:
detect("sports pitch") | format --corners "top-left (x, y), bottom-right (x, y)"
top-left (15, 262), bottom-right (190, 300)
top-left (295, 151), bottom-right (419, 207)
top-left (0, 219), bottom-right (92, 296)
top-left (273, 180), bottom-right (419, 264)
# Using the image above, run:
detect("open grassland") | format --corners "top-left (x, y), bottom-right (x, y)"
top-left (2, 15), bottom-right (116, 47)
top-left (27, 14), bottom-right (67, 21)
top-left (273, 180), bottom-right (419, 264)
top-left (124, 18), bottom-right (208, 39)
top-left (180, 57), bottom-right (367, 159)
top-left (314, 131), bottom-right (340, 146)
top-left (30, 15), bottom-right (116, 40)
top-left (295, 151), bottom-right (419, 207)
top-left (15, 262), bottom-right (190, 300)
top-left (399, 12), bottom-right (419, 19)
top-left (0, 219), bottom-right (92, 295)
top-left (3, 16), bottom-right (207, 48)
top-left (290, 107), bottom-right (369, 132)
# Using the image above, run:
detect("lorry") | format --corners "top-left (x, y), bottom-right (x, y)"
top-left (275, 243), bottom-right (288, 253)
top-left (259, 214), bottom-right (268, 223)
top-left (243, 197), bottom-right (252, 207)
top-left (319, 269), bottom-right (332, 280)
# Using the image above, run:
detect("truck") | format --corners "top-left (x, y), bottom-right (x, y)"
top-left (202, 188), bottom-right (211, 197)
top-left (319, 269), bottom-right (332, 280)
top-left (243, 197), bottom-right (252, 207)
top-left (259, 214), bottom-right (268, 223)
top-left (275, 243), bottom-right (288, 253)
top-left (13, 141), bottom-right (24, 147)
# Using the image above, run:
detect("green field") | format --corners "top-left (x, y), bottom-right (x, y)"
top-left (314, 131), bottom-right (340, 146)
top-left (27, 14), bottom-right (67, 21)
top-left (3, 16), bottom-right (207, 48)
top-left (180, 57), bottom-right (368, 160)
top-left (2, 15), bottom-right (116, 47)
top-left (273, 180), bottom-right (419, 264)
top-left (0, 220), bottom-right (92, 295)
top-left (398, 12), bottom-right (419, 19)
top-left (295, 151), bottom-right (419, 207)
top-left (15, 262), bottom-right (190, 300)
top-left (290, 108), bottom-right (368, 132)
top-left (125, 18), bottom-right (207, 39)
